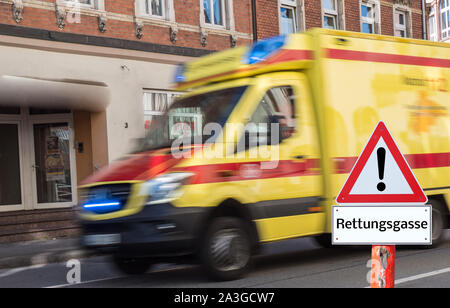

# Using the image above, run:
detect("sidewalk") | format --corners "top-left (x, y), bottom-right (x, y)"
top-left (0, 237), bottom-right (99, 269)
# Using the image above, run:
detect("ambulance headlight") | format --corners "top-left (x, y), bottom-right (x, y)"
top-left (140, 172), bottom-right (194, 205)
top-left (244, 35), bottom-right (286, 65)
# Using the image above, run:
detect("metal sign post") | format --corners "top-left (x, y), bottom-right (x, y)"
top-left (370, 245), bottom-right (395, 288)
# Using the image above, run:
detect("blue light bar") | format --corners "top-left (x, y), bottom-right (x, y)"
top-left (174, 63), bottom-right (186, 83)
top-left (243, 35), bottom-right (287, 65)
top-left (83, 200), bottom-right (121, 214)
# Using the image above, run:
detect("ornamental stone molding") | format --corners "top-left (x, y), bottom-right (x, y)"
top-left (55, 3), bottom-right (67, 30)
top-left (230, 33), bottom-right (237, 48)
top-left (12, 0), bottom-right (23, 24)
top-left (393, 0), bottom-right (412, 7)
top-left (200, 29), bottom-right (208, 47)
top-left (98, 13), bottom-right (107, 33)
top-left (170, 25), bottom-right (178, 43)
top-left (135, 20), bottom-right (144, 39)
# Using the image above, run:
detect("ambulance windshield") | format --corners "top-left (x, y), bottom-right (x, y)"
top-left (141, 86), bottom-right (247, 151)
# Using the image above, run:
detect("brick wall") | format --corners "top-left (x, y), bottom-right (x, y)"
top-left (380, 2), bottom-right (394, 36)
top-left (344, 0), bottom-right (361, 32)
top-left (255, 0), bottom-right (424, 40)
top-left (105, 0), bottom-right (135, 15)
top-left (0, 0), bottom-right (427, 51)
top-left (411, 11), bottom-right (424, 39)
top-left (235, 0), bottom-right (253, 35)
top-left (0, 0), bottom-right (253, 51)
top-left (255, 0), bottom-right (279, 39)
top-left (304, 0), bottom-right (322, 29)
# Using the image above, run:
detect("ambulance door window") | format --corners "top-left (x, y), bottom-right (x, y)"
top-left (238, 86), bottom-right (296, 150)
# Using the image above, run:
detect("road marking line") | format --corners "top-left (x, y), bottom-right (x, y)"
top-left (46, 276), bottom-right (124, 288)
top-left (394, 267), bottom-right (450, 285)
top-left (0, 264), bottom-right (45, 278)
top-left (45, 264), bottom-right (193, 288)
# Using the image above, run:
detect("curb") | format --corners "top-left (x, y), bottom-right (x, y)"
top-left (0, 250), bottom-right (101, 270)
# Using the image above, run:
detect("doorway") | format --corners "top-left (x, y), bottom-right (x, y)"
top-left (0, 107), bottom-right (77, 212)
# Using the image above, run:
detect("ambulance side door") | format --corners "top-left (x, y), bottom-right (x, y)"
top-left (239, 72), bottom-right (325, 241)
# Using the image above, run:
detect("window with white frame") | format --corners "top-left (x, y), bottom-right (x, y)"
top-left (394, 10), bottom-right (408, 37)
top-left (71, 0), bottom-right (91, 4)
top-left (361, 1), bottom-right (378, 34)
top-left (64, 0), bottom-right (91, 4)
top-left (323, 0), bottom-right (339, 29)
top-left (138, 0), bottom-right (166, 18)
top-left (61, 0), bottom-right (96, 8)
top-left (429, 6), bottom-right (437, 41)
top-left (441, 0), bottom-right (450, 39)
top-left (203, 0), bottom-right (226, 27)
top-left (143, 0), bottom-right (164, 17)
top-left (137, 0), bottom-right (175, 20)
top-left (143, 90), bottom-right (181, 134)
top-left (280, 0), bottom-right (297, 34)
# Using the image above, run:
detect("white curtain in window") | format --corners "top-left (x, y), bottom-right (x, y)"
top-left (152, 93), bottom-right (169, 112)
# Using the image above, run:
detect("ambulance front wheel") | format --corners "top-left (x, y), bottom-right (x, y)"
top-left (112, 255), bottom-right (154, 275)
top-left (313, 233), bottom-right (333, 248)
top-left (200, 217), bottom-right (252, 281)
top-left (430, 199), bottom-right (447, 247)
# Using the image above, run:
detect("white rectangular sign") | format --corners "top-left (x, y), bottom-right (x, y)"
top-left (332, 206), bottom-right (432, 245)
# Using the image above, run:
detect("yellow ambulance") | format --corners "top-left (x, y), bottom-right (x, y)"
top-left (79, 29), bottom-right (450, 280)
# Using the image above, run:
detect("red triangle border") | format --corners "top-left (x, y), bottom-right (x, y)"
top-left (336, 121), bottom-right (427, 204)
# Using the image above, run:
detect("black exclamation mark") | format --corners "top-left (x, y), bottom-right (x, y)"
top-left (377, 147), bottom-right (386, 192)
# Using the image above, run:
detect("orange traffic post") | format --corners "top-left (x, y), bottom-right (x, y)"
top-left (370, 245), bottom-right (395, 288)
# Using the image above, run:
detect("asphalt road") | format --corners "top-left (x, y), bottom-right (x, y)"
top-left (1, 231), bottom-right (450, 288)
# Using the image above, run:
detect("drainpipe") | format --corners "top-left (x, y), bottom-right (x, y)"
top-left (251, 0), bottom-right (258, 41)
top-left (421, 0), bottom-right (427, 39)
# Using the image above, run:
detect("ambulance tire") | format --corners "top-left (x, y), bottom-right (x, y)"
top-left (429, 199), bottom-right (447, 247)
top-left (200, 217), bottom-right (252, 281)
top-left (313, 234), bottom-right (334, 248)
top-left (112, 255), bottom-right (154, 275)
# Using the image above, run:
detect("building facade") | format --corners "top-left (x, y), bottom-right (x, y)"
top-left (0, 0), bottom-right (253, 241)
top-left (426, 0), bottom-right (450, 42)
top-left (255, 0), bottom-right (426, 40)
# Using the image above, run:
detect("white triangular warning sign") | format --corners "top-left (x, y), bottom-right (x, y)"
top-left (336, 121), bottom-right (427, 205)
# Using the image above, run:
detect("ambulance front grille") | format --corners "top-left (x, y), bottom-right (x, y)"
top-left (84, 184), bottom-right (132, 214)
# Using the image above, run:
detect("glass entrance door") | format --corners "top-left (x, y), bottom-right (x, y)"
top-left (0, 109), bottom-right (77, 212)
top-left (0, 122), bottom-right (24, 211)
top-left (31, 121), bottom-right (76, 209)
